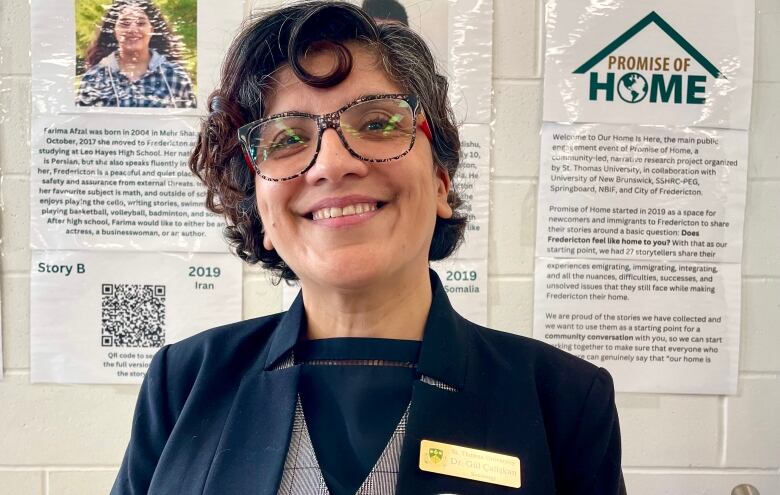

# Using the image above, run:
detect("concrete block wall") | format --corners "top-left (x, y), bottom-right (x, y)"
top-left (1, 0), bottom-right (777, 493)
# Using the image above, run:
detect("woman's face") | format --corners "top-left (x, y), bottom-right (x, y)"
top-left (114, 7), bottom-right (153, 54)
top-left (255, 44), bottom-right (452, 292)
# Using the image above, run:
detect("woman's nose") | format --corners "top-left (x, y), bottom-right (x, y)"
top-left (304, 128), bottom-right (369, 184)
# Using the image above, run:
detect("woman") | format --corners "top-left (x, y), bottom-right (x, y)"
top-left (76, 0), bottom-right (196, 108)
top-left (111, 2), bottom-right (624, 494)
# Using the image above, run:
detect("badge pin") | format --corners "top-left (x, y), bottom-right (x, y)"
top-left (419, 439), bottom-right (521, 488)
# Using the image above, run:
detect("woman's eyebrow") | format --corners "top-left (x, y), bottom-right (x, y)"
top-left (263, 93), bottom-right (369, 118)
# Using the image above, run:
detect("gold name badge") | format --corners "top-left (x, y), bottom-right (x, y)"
top-left (419, 439), bottom-right (521, 488)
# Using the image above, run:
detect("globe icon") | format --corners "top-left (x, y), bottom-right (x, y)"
top-left (617, 72), bottom-right (648, 103)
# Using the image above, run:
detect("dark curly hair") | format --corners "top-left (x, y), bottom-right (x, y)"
top-left (84, 0), bottom-right (183, 69)
top-left (362, 0), bottom-right (409, 25)
top-left (189, 0), bottom-right (466, 281)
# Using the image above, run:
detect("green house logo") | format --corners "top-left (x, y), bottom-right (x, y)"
top-left (573, 11), bottom-right (724, 105)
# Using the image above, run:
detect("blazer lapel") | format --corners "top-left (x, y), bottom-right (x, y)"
top-left (397, 380), bottom-right (490, 494)
top-left (202, 365), bottom-right (300, 495)
top-left (396, 271), bottom-right (490, 494)
top-left (202, 292), bottom-right (306, 495)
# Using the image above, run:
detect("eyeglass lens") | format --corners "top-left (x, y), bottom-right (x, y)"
top-left (247, 97), bottom-right (415, 180)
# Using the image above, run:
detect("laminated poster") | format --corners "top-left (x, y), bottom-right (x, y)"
top-left (30, 251), bottom-right (242, 383)
top-left (534, 0), bottom-right (754, 394)
top-left (30, 0), bottom-right (246, 383)
top-left (543, 0), bottom-right (754, 129)
top-left (31, 0), bottom-right (245, 252)
top-left (0, 284), bottom-right (3, 379)
top-left (0, 221), bottom-right (3, 377)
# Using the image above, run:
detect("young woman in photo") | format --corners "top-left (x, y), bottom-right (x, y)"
top-left (76, 0), bottom-right (196, 108)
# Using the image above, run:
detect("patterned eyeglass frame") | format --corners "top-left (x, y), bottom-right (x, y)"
top-left (237, 93), bottom-right (432, 182)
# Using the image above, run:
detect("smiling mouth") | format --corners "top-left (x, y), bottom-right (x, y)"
top-left (310, 202), bottom-right (384, 220)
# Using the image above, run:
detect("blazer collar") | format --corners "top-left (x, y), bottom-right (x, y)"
top-left (261, 270), bottom-right (470, 390)
top-left (415, 270), bottom-right (469, 390)
top-left (263, 289), bottom-right (305, 371)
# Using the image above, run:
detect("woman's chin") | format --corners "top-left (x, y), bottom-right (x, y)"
top-left (120, 42), bottom-right (148, 54)
top-left (298, 256), bottom-right (402, 293)
top-left (314, 266), bottom-right (385, 291)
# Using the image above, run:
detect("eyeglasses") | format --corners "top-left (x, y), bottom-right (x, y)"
top-left (238, 94), bottom-right (430, 181)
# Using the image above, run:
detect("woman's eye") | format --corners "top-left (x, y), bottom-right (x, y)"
top-left (272, 131), bottom-right (306, 147)
top-left (365, 120), bottom-right (390, 131)
top-left (257, 128), bottom-right (310, 160)
top-left (360, 113), bottom-right (402, 133)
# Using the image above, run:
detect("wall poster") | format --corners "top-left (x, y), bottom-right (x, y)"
top-left (29, 0), bottom-right (246, 383)
top-left (0, 273), bottom-right (3, 379)
top-left (534, 0), bottom-right (754, 394)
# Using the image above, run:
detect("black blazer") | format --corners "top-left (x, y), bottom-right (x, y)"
top-left (111, 273), bottom-right (623, 494)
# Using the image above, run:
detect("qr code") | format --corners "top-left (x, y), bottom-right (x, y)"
top-left (101, 284), bottom-right (166, 347)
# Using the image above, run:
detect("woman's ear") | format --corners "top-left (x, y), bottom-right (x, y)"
top-left (434, 166), bottom-right (453, 219)
top-left (262, 230), bottom-right (274, 251)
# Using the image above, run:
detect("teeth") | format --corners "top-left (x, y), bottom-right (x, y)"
top-left (312, 202), bottom-right (377, 220)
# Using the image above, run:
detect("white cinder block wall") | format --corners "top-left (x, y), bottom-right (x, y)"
top-left (1, 0), bottom-right (778, 493)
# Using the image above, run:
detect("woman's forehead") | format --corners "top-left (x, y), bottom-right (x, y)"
top-left (117, 6), bottom-right (149, 21)
top-left (262, 45), bottom-right (403, 115)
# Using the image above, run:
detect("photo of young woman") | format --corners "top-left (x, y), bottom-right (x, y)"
top-left (75, 0), bottom-right (197, 108)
